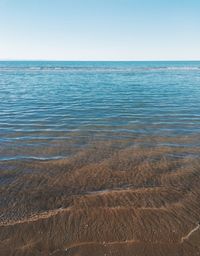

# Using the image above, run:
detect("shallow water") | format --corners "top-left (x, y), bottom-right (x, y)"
top-left (1, 62), bottom-right (200, 256)
top-left (0, 61), bottom-right (200, 161)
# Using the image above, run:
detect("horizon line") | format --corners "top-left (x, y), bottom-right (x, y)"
top-left (0, 59), bottom-right (200, 62)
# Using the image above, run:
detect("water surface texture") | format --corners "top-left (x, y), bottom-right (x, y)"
top-left (0, 61), bottom-right (200, 161)
top-left (1, 62), bottom-right (200, 256)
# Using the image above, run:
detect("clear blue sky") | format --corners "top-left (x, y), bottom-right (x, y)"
top-left (0, 0), bottom-right (200, 60)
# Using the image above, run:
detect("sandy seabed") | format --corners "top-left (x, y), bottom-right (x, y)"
top-left (0, 136), bottom-right (200, 256)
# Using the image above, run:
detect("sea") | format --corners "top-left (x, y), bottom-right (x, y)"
top-left (0, 61), bottom-right (200, 161)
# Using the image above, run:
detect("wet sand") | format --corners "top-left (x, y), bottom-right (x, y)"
top-left (1, 137), bottom-right (200, 256)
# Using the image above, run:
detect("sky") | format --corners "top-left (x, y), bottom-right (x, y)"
top-left (0, 0), bottom-right (200, 61)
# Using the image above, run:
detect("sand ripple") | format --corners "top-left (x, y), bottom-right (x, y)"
top-left (1, 140), bottom-right (200, 255)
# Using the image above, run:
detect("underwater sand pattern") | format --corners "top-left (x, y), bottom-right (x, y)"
top-left (1, 138), bottom-right (200, 256)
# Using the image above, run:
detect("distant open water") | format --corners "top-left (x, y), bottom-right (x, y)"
top-left (0, 61), bottom-right (200, 161)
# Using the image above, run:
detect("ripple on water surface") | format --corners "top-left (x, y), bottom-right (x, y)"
top-left (0, 61), bottom-right (200, 160)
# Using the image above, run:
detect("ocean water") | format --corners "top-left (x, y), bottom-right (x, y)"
top-left (0, 61), bottom-right (200, 161)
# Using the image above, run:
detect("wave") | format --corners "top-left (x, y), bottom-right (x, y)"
top-left (0, 66), bottom-right (200, 72)
top-left (0, 155), bottom-right (66, 161)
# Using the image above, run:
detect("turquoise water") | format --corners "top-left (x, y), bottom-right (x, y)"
top-left (0, 61), bottom-right (200, 161)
